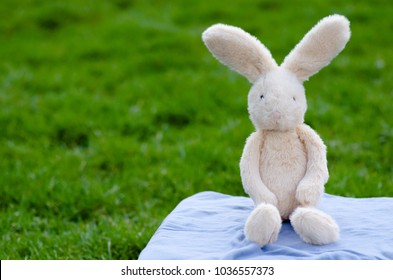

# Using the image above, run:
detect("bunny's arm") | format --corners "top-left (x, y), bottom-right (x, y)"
top-left (296, 124), bottom-right (329, 206)
top-left (240, 131), bottom-right (278, 206)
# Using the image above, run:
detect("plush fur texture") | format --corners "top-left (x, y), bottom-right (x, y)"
top-left (203, 15), bottom-right (350, 246)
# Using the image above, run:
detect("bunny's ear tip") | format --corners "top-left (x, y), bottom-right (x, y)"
top-left (202, 24), bottom-right (230, 50)
top-left (327, 14), bottom-right (350, 24)
top-left (325, 14), bottom-right (350, 23)
top-left (322, 14), bottom-right (352, 52)
top-left (203, 24), bottom-right (227, 35)
top-left (323, 14), bottom-right (351, 34)
top-left (202, 23), bottom-right (242, 44)
top-left (319, 14), bottom-right (351, 43)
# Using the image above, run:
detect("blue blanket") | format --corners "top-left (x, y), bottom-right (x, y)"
top-left (138, 191), bottom-right (393, 260)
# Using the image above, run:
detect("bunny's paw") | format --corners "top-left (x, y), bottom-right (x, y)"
top-left (245, 204), bottom-right (282, 247)
top-left (296, 179), bottom-right (324, 206)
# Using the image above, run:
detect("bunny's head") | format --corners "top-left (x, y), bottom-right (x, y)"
top-left (202, 15), bottom-right (350, 131)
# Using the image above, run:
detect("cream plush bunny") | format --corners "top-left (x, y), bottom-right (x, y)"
top-left (202, 15), bottom-right (350, 246)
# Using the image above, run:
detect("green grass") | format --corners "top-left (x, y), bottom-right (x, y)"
top-left (0, 0), bottom-right (392, 259)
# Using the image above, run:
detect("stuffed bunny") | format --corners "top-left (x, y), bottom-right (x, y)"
top-left (202, 15), bottom-right (350, 246)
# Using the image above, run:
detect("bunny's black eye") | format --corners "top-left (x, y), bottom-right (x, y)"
top-left (292, 97), bottom-right (296, 101)
top-left (260, 95), bottom-right (264, 99)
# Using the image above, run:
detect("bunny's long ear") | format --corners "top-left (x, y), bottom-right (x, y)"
top-left (202, 24), bottom-right (278, 83)
top-left (281, 15), bottom-right (351, 82)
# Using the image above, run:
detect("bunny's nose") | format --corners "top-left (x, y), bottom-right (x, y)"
top-left (271, 111), bottom-right (281, 120)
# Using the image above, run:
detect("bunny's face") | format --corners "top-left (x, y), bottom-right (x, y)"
top-left (248, 69), bottom-right (307, 131)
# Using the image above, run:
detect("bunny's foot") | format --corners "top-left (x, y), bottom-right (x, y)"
top-left (290, 207), bottom-right (339, 245)
top-left (245, 203), bottom-right (282, 247)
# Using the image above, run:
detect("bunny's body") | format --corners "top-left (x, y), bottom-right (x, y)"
top-left (250, 129), bottom-right (307, 219)
top-left (203, 15), bottom-right (350, 246)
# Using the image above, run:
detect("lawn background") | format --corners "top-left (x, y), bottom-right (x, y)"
top-left (0, 0), bottom-right (392, 259)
